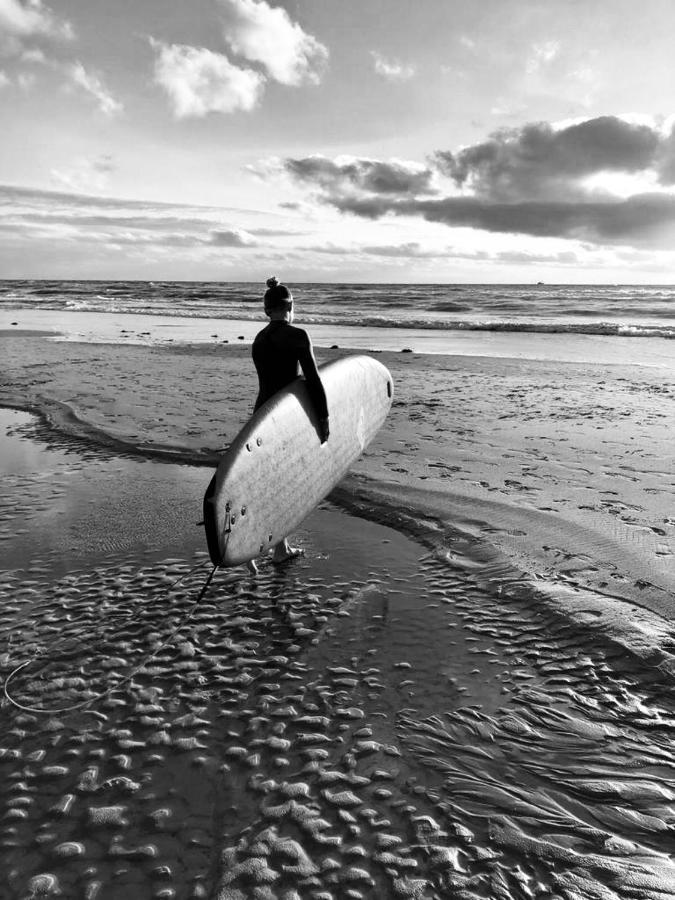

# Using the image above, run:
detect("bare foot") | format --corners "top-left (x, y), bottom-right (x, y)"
top-left (271, 540), bottom-right (304, 564)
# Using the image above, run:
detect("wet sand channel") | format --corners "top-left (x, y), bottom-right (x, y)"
top-left (2, 409), bottom-right (675, 899)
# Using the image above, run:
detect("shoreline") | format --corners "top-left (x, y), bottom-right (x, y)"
top-left (2, 307), bottom-right (675, 368)
top-left (0, 393), bottom-right (221, 467)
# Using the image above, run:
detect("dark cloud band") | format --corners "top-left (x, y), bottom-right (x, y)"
top-left (329, 193), bottom-right (675, 245)
top-left (284, 156), bottom-right (436, 196)
top-left (278, 118), bottom-right (675, 246)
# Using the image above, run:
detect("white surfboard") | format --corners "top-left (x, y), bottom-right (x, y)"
top-left (203, 355), bottom-right (393, 566)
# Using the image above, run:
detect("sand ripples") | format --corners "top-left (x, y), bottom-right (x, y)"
top-left (2, 548), bottom-right (675, 899)
top-left (2, 408), bottom-right (675, 899)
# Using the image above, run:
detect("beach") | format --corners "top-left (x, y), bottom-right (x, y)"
top-left (2, 313), bottom-right (673, 611)
top-left (1, 312), bottom-right (675, 899)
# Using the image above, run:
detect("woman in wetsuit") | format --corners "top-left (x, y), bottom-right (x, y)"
top-left (252, 277), bottom-right (329, 564)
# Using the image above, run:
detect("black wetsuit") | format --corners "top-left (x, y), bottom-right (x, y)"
top-left (252, 321), bottom-right (328, 419)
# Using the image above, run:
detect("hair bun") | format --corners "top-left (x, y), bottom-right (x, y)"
top-left (266, 276), bottom-right (279, 289)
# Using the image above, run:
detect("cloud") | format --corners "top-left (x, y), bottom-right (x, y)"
top-left (106, 229), bottom-right (258, 249)
top-left (0, 183), bottom-right (265, 253)
top-left (327, 192), bottom-right (675, 247)
top-left (525, 40), bottom-right (560, 75)
top-left (293, 240), bottom-right (581, 267)
top-left (0, 0), bottom-right (73, 56)
top-left (150, 39), bottom-right (264, 117)
top-left (249, 225), bottom-right (304, 236)
top-left (434, 117), bottom-right (662, 201)
top-left (496, 248), bottom-right (578, 265)
top-left (20, 45), bottom-right (45, 62)
top-left (0, 67), bottom-right (9, 86)
top-left (362, 242), bottom-right (445, 258)
top-left (412, 194), bottom-right (675, 245)
top-left (371, 51), bottom-right (415, 82)
top-left (298, 240), bottom-right (449, 262)
top-left (302, 241), bottom-right (434, 258)
top-left (209, 228), bottom-right (257, 246)
top-left (277, 117), bottom-right (675, 247)
top-left (520, 40), bottom-right (600, 109)
top-left (19, 212), bottom-right (219, 229)
top-left (67, 62), bottom-right (123, 116)
top-left (50, 155), bottom-right (117, 193)
top-left (278, 155), bottom-right (436, 196)
top-left (16, 67), bottom-right (33, 87)
top-left (440, 64), bottom-right (467, 80)
top-left (362, 243), bottom-right (579, 265)
top-left (98, 231), bottom-right (208, 249)
top-left (0, 183), bottom-right (268, 216)
top-left (217, 0), bottom-right (327, 86)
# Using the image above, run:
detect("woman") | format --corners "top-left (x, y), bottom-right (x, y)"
top-left (251, 277), bottom-right (329, 565)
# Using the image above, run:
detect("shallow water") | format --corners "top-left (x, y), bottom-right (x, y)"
top-left (2, 410), bottom-right (675, 899)
top-left (2, 308), bottom-right (675, 369)
top-left (2, 280), bottom-right (675, 336)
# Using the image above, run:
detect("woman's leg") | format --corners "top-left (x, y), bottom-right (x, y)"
top-left (271, 538), bottom-right (303, 563)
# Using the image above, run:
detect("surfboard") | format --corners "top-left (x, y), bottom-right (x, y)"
top-left (203, 355), bottom-right (393, 567)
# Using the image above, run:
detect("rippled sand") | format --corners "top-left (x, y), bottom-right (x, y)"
top-left (3, 410), bottom-right (675, 899)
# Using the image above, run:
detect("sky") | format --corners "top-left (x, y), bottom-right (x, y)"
top-left (3, 0), bottom-right (675, 283)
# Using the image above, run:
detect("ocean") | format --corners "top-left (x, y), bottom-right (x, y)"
top-left (1, 279), bottom-right (673, 338)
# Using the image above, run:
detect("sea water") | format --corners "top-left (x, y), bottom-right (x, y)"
top-left (2, 280), bottom-right (674, 370)
top-left (1, 279), bottom-right (674, 337)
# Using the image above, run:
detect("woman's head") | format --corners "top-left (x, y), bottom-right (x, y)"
top-left (264, 277), bottom-right (293, 320)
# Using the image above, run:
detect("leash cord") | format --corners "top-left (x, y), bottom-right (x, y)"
top-left (2, 561), bottom-right (219, 716)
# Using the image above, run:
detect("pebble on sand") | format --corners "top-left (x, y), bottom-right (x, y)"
top-left (87, 805), bottom-right (128, 827)
top-left (321, 789), bottom-right (362, 808)
top-left (53, 841), bottom-right (86, 857)
top-left (26, 873), bottom-right (61, 896)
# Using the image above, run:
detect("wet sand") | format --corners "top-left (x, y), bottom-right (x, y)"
top-left (2, 323), bottom-right (673, 615)
top-left (1, 324), bottom-right (675, 898)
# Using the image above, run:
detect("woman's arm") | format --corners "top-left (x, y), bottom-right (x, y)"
top-left (298, 332), bottom-right (329, 441)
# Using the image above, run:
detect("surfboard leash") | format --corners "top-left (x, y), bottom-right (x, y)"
top-left (2, 559), bottom-right (220, 716)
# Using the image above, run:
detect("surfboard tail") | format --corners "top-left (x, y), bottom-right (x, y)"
top-left (203, 472), bottom-right (222, 566)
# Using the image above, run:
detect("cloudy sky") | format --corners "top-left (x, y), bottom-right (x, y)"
top-left (3, 0), bottom-right (675, 282)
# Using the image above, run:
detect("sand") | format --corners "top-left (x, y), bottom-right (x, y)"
top-left (1, 324), bottom-right (675, 899)
top-left (2, 327), bottom-right (673, 609)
